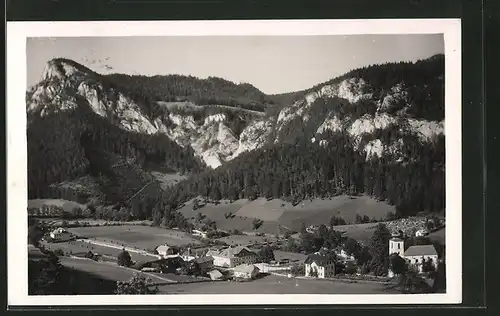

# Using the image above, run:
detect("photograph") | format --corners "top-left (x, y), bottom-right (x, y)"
top-left (7, 19), bottom-right (462, 306)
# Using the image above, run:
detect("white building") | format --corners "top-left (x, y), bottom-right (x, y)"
top-left (388, 235), bottom-right (439, 276)
top-left (304, 254), bottom-right (336, 279)
top-left (49, 228), bottom-right (73, 242)
top-left (206, 246), bottom-right (258, 268)
top-left (415, 229), bottom-right (430, 237)
top-left (156, 244), bottom-right (178, 258)
top-left (403, 245), bottom-right (439, 273)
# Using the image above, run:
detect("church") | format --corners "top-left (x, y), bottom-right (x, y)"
top-left (388, 232), bottom-right (439, 277)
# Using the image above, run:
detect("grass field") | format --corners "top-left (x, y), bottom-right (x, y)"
top-left (58, 257), bottom-right (170, 284)
top-left (177, 195), bottom-right (394, 237)
top-left (150, 172), bottom-right (187, 189)
top-left (67, 225), bottom-right (201, 249)
top-left (157, 274), bottom-right (392, 294)
top-left (41, 240), bottom-right (156, 263)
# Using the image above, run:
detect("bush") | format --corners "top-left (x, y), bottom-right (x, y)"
top-left (117, 249), bottom-right (133, 267)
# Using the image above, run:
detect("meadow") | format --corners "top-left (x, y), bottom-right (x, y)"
top-left (67, 225), bottom-right (201, 249)
top-left (158, 274), bottom-right (393, 294)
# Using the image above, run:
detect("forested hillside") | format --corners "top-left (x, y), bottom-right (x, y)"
top-left (157, 131), bottom-right (444, 220)
top-left (105, 73), bottom-right (276, 113)
top-left (27, 54), bottom-right (445, 227)
top-left (27, 96), bottom-right (204, 203)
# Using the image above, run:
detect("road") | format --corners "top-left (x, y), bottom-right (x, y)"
top-left (77, 238), bottom-right (159, 258)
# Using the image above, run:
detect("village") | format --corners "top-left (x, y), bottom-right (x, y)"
top-left (37, 210), bottom-right (446, 294)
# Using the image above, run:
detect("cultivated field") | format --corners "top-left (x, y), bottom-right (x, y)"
top-left (67, 225), bottom-right (201, 249)
top-left (58, 256), bottom-right (170, 284)
top-left (157, 274), bottom-right (392, 294)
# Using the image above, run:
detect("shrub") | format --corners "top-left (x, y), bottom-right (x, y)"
top-left (117, 249), bottom-right (133, 267)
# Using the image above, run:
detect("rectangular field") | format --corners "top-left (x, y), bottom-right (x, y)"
top-left (41, 240), bottom-right (156, 263)
top-left (58, 257), bottom-right (146, 283)
top-left (67, 225), bottom-right (201, 249)
top-left (157, 274), bottom-right (392, 294)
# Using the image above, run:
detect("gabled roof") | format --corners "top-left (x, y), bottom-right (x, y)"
top-left (233, 264), bottom-right (260, 274)
top-left (208, 269), bottom-right (223, 278)
top-left (304, 254), bottom-right (335, 265)
top-left (404, 245), bottom-right (438, 257)
top-left (207, 246), bottom-right (257, 259)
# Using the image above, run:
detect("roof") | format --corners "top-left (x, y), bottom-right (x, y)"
top-left (390, 237), bottom-right (404, 242)
top-left (304, 254), bottom-right (335, 265)
top-left (156, 245), bottom-right (171, 251)
top-left (233, 264), bottom-right (260, 274)
top-left (208, 270), bottom-right (223, 278)
top-left (194, 256), bottom-right (214, 264)
top-left (206, 246), bottom-right (257, 259)
top-left (404, 245), bottom-right (438, 257)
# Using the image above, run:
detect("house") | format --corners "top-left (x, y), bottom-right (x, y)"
top-left (193, 256), bottom-right (214, 274)
top-left (192, 229), bottom-right (208, 239)
top-left (306, 225), bottom-right (320, 234)
top-left (334, 247), bottom-right (356, 262)
top-left (304, 254), bottom-right (336, 279)
top-left (180, 248), bottom-right (205, 262)
top-left (49, 228), bottom-right (73, 242)
top-left (156, 244), bottom-right (178, 258)
top-left (233, 264), bottom-right (260, 280)
top-left (415, 229), bottom-right (430, 237)
top-left (388, 235), bottom-right (439, 276)
top-left (206, 246), bottom-right (259, 268)
top-left (403, 245), bottom-right (439, 273)
top-left (208, 269), bottom-right (224, 281)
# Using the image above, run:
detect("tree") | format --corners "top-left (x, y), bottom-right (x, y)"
top-left (343, 237), bottom-right (362, 258)
top-left (115, 273), bottom-right (159, 294)
top-left (422, 258), bottom-right (435, 273)
top-left (252, 218), bottom-right (264, 230)
top-left (389, 253), bottom-right (408, 276)
top-left (259, 245), bottom-right (275, 263)
top-left (117, 249), bottom-right (133, 267)
top-left (28, 219), bottom-right (44, 247)
top-left (368, 223), bottom-right (391, 276)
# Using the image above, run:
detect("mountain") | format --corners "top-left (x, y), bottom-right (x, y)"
top-left (27, 54), bottom-right (445, 222)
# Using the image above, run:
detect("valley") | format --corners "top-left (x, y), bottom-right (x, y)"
top-left (26, 52), bottom-right (446, 296)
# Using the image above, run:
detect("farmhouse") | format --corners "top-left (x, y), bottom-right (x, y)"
top-left (233, 264), bottom-right (260, 280)
top-left (49, 227), bottom-right (73, 242)
top-left (193, 256), bottom-right (214, 274)
top-left (304, 254), bottom-right (336, 279)
top-left (206, 246), bottom-right (259, 268)
top-left (156, 244), bottom-right (178, 258)
top-left (181, 248), bottom-right (206, 262)
top-left (334, 247), bottom-right (356, 262)
top-left (192, 229), bottom-right (208, 239)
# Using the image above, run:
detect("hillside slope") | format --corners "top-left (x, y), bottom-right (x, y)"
top-left (27, 54), bottom-right (445, 224)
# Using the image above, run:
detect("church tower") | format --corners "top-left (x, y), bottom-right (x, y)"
top-left (388, 233), bottom-right (404, 257)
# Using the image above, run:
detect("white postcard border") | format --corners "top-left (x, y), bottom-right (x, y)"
top-left (7, 19), bottom-right (462, 306)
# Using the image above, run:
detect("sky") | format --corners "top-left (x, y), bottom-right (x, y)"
top-left (27, 34), bottom-right (444, 94)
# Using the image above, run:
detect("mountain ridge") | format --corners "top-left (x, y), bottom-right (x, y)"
top-left (27, 55), bottom-right (445, 219)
